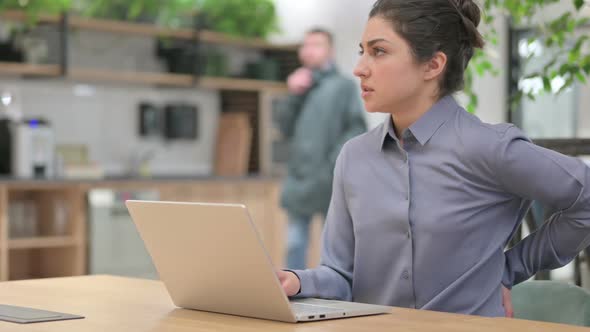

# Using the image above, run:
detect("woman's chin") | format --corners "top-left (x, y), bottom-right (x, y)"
top-left (363, 103), bottom-right (381, 113)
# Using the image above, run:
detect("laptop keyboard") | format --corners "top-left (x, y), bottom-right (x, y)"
top-left (290, 303), bottom-right (344, 315)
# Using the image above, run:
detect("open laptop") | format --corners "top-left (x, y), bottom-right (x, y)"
top-left (125, 200), bottom-right (391, 323)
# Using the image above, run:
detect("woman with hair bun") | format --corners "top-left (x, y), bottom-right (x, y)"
top-left (276, 0), bottom-right (590, 317)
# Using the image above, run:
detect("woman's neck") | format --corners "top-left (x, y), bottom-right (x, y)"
top-left (391, 93), bottom-right (439, 140)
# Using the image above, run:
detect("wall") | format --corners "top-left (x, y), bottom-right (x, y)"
top-left (1, 79), bottom-right (219, 176)
top-left (0, 28), bottom-right (221, 176)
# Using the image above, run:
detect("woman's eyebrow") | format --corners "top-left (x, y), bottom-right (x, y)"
top-left (359, 38), bottom-right (393, 48)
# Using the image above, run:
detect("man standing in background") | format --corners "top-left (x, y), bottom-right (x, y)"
top-left (276, 28), bottom-right (367, 269)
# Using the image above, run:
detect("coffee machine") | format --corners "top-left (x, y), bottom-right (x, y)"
top-left (0, 118), bottom-right (56, 178)
top-left (0, 119), bottom-right (11, 175)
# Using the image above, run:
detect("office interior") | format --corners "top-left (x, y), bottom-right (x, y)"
top-left (0, 0), bottom-right (589, 329)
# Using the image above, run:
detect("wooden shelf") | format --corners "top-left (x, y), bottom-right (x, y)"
top-left (199, 77), bottom-right (288, 92)
top-left (9, 236), bottom-right (78, 250)
top-left (69, 68), bottom-right (287, 91)
top-left (0, 10), bottom-right (60, 24)
top-left (0, 63), bottom-right (287, 91)
top-left (0, 62), bottom-right (61, 77)
top-left (69, 68), bottom-right (194, 87)
top-left (0, 10), bottom-right (299, 51)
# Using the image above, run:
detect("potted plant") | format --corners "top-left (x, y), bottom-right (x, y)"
top-left (0, 0), bottom-right (70, 63)
top-left (76, 0), bottom-right (196, 28)
top-left (196, 0), bottom-right (279, 39)
top-left (0, 0), bottom-right (71, 23)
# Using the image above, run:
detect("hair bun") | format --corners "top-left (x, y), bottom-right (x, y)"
top-left (455, 0), bottom-right (481, 27)
top-left (452, 0), bottom-right (485, 49)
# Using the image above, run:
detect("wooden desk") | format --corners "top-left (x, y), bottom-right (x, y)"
top-left (0, 276), bottom-right (586, 332)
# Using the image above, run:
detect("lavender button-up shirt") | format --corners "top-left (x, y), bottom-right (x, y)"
top-left (291, 95), bottom-right (590, 317)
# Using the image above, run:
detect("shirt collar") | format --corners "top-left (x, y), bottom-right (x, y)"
top-left (380, 95), bottom-right (459, 150)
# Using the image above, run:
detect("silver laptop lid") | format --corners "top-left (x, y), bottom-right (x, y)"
top-left (126, 200), bottom-right (297, 322)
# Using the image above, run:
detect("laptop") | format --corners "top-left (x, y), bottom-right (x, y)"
top-left (125, 200), bottom-right (391, 323)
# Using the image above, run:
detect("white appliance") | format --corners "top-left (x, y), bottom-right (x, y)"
top-left (88, 189), bottom-right (159, 279)
top-left (12, 119), bottom-right (55, 178)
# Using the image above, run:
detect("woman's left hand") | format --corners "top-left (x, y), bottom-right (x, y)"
top-left (502, 286), bottom-right (514, 318)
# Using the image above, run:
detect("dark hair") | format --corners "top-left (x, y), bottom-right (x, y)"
top-left (306, 27), bottom-right (334, 46)
top-left (369, 0), bottom-right (485, 97)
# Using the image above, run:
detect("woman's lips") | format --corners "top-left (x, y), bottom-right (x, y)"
top-left (361, 84), bottom-right (374, 98)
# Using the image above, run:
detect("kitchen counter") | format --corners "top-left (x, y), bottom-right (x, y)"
top-left (0, 176), bottom-right (298, 281)
top-left (0, 175), bottom-right (280, 183)
top-left (0, 175), bottom-right (281, 190)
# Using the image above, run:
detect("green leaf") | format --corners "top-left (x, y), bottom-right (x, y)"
top-left (542, 77), bottom-right (551, 92)
top-left (128, 1), bottom-right (144, 19)
top-left (558, 64), bottom-right (571, 75)
top-left (546, 37), bottom-right (554, 47)
top-left (527, 93), bottom-right (537, 102)
top-left (574, 0), bottom-right (585, 10)
top-left (523, 72), bottom-right (542, 80)
top-left (470, 93), bottom-right (479, 107)
top-left (543, 58), bottom-right (558, 73)
top-left (556, 77), bottom-right (575, 95)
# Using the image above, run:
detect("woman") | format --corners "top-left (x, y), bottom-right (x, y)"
top-left (277, 0), bottom-right (590, 317)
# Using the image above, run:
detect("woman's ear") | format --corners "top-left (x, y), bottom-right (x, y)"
top-left (424, 51), bottom-right (447, 81)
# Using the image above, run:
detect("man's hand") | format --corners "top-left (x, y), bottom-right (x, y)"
top-left (502, 285), bottom-right (514, 318)
top-left (287, 67), bottom-right (313, 95)
top-left (277, 270), bottom-right (301, 297)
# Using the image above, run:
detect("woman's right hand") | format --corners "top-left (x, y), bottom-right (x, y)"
top-left (277, 270), bottom-right (301, 297)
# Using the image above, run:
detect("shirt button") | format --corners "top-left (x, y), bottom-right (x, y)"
top-left (402, 270), bottom-right (410, 280)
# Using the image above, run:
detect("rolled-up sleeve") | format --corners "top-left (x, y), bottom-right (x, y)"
top-left (496, 126), bottom-right (590, 287)
top-left (290, 143), bottom-right (355, 300)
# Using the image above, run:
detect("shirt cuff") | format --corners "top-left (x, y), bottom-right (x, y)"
top-left (284, 269), bottom-right (317, 298)
top-left (502, 253), bottom-right (514, 290)
top-left (283, 269), bottom-right (302, 296)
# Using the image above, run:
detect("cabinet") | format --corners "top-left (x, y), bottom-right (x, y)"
top-left (0, 179), bottom-right (311, 281)
top-left (0, 184), bottom-right (85, 280)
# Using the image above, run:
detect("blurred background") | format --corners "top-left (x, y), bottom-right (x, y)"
top-left (0, 0), bottom-right (588, 292)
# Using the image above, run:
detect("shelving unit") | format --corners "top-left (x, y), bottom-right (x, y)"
top-left (67, 15), bottom-right (298, 51)
top-left (0, 9), bottom-right (296, 173)
top-left (8, 236), bottom-right (79, 250)
top-left (0, 10), bottom-right (60, 24)
top-left (0, 62), bottom-right (61, 77)
top-left (68, 16), bottom-right (195, 40)
top-left (0, 64), bottom-right (289, 92)
top-left (0, 187), bottom-right (86, 281)
top-left (0, 187), bottom-right (8, 281)
top-left (199, 30), bottom-right (299, 51)
top-left (65, 69), bottom-right (290, 92)
top-left (68, 68), bottom-right (194, 87)
top-left (0, 179), bottom-right (291, 281)
top-left (0, 10), bottom-right (297, 92)
top-left (199, 77), bottom-right (288, 92)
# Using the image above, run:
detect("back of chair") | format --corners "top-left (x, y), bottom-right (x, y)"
top-left (512, 280), bottom-right (590, 327)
